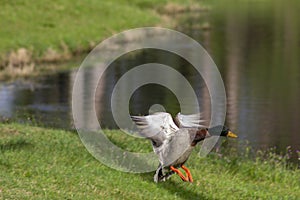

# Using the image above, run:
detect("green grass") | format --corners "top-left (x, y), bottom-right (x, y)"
top-left (0, 1), bottom-right (154, 54)
top-left (0, 0), bottom-right (203, 78)
top-left (0, 123), bottom-right (299, 199)
top-left (0, 0), bottom-right (199, 57)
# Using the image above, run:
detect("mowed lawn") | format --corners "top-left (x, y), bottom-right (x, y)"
top-left (0, 0), bottom-right (196, 56)
top-left (0, 123), bottom-right (299, 199)
top-left (0, 0), bottom-right (201, 78)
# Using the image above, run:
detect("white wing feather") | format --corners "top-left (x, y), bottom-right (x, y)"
top-left (175, 112), bottom-right (205, 128)
top-left (131, 112), bottom-right (179, 147)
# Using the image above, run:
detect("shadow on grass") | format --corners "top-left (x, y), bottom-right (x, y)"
top-left (140, 173), bottom-right (212, 200)
top-left (0, 137), bottom-right (32, 151)
top-left (0, 137), bottom-right (33, 168)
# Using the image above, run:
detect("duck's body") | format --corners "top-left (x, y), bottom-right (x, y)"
top-left (156, 128), bottom-right (206, 166)
top-left (154, 127), bottom-right (209, 182)
top-left (131, 112), bottom-right (237, 183)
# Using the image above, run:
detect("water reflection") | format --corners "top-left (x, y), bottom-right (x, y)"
top-left (181, 0), bottom-right (300, 152)
top-left (0, 0), bottom-right (300, 156)
top-left (0, 85), bottom-right (15, 118)
top-left (92, 49), bottom-right (212, 129)
top-left (0, 75), bottom-right (71, 128)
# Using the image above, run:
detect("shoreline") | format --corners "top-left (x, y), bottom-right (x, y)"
top-left (0, 1), bottom-right (208, 80)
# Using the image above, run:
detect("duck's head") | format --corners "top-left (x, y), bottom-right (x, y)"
top-left (207, 125), bottom-right (238, 138)
top-left (190, 125), bottom-right (237, 146)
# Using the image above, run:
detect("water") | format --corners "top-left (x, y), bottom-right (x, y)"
top-left (1, 1), bottom-right (300, 156)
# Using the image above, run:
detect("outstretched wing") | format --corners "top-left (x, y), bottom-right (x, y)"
top-left (174, 112), bottom-right (205, 128)
top-left (131, 112), bottom-right (179, 147)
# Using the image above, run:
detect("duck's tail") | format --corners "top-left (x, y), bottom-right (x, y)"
top-left (154, 164), bottom-right (175, 182)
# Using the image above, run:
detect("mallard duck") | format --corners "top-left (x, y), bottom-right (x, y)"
top-left (131, 112), bottom-right (237, 183)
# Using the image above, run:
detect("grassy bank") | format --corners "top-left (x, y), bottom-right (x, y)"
top-left (0, 0), bottom-right (204, 75)
top-left (0, 123), bottom-right (299, 199)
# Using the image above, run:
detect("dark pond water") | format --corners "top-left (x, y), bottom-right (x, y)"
top-left (1, 1), bottom-right (300, 158)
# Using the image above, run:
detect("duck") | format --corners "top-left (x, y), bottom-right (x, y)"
top-left (131, 112), bottom-right (237, 183)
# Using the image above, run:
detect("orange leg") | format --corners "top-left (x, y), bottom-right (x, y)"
top-left (181, 165), bottom-right (193, 183)
top-left (170, 166), bottom-right (189, 182)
